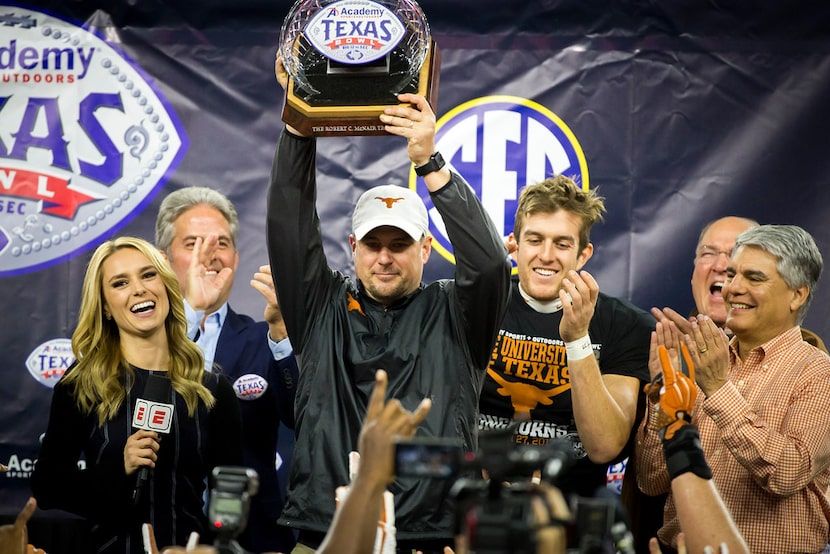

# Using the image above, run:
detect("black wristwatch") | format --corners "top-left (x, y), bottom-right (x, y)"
top-left (414, 151), bottom-right (446, 177)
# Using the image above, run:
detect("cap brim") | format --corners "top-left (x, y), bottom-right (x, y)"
top-left (353, 218), bottom-right (424, 241)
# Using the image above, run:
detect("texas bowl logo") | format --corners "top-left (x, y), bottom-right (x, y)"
top-left (0, 5), bottom-right (187, 277)
top-left (410, 96), bottom-right (588, 269)
top-left (305, 0), bottom-right (405, 64)
top-left (232, 373), bottom-right (269, 401)
top-left (25, 337), bottom-right (74, 387)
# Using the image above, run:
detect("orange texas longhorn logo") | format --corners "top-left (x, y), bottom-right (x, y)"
top-left (487, 369), bottom-right (571, 419)
top-left (376, 196), bottom-right (404, 208)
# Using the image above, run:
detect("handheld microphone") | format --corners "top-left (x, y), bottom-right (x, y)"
top-left (131, 372), bottom-right (174, 505)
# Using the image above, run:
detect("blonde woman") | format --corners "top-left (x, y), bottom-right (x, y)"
top-left (31, 237), bottom-right (242, 554)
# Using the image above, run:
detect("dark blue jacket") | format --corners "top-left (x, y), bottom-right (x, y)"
top-left (214, 306), bottom-right (298, 552)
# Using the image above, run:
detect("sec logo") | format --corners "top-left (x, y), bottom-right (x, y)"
top-left (0, 5), bottom-right (187, 277)
top-left (410, 95), bottom-right (588, 268)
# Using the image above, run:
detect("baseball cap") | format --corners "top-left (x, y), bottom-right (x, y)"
top-left (352, 184), bottom-right (429, 241)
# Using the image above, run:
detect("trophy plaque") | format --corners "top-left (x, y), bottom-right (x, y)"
top-left (279, 0), bottom-right (440, 137)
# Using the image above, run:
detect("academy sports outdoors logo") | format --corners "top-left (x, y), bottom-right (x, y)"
top-left (0, 5), bottom-right (187, 276)
top-left (410, 96), bottom-right (588, 269)
top-left (305, 0), bottom-right (405, 64)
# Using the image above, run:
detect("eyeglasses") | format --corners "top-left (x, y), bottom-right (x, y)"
top-left (696, 245), bottom-right (732, 262)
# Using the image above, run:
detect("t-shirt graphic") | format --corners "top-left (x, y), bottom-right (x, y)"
top-left (478, 282), bottom-right (653, 496)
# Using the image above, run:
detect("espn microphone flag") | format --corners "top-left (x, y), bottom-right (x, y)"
top-left (132, 372), bottom-right (174, 505)
top-left (132, 398), bottom-right (174, 433)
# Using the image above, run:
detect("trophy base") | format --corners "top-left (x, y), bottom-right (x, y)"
top-left (282, 40), bottom-right (441, 137)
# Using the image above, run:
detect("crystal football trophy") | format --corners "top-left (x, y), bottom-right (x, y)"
top-left (279, 0), bottom-right (440, 136)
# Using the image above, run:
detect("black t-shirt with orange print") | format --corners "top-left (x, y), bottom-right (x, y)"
top-left (479, 280), bottom-right (652, 497)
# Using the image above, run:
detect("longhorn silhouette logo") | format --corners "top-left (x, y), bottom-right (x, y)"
top-left (376, 197), bottom-right (404, 208)
top-left (487, 369), bottom-right (571, 418)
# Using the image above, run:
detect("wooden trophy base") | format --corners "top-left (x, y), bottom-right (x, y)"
top-left (282, 40), bottom-right (441, 137)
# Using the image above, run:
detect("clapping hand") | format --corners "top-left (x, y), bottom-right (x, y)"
top-left (250, 265), bottom-right (287, 342)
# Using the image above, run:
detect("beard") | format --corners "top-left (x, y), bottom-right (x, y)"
top-left (364, 277), bottom-right (412, 306)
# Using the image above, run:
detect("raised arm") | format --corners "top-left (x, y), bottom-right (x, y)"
top-left (265, 128), bottom-right (327, 356)
top-left (668, 470), bottom-right (749, 554)
top-left (382, 93), bottom-right (511, 369)
top-left (562, 271), bottom-right (648, 462)
top-left (645, 337), bottom-right (749, 554)
top-left (317, 370), bottom-right (432, 554)
top-left (636, 323), bottom-right (681, 496)
top-left (267, 55), bottom-right (335, 356)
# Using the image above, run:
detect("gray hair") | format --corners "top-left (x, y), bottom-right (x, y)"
top-left (155, 187), bottom-right (239, 253)
top-left (734, 225), bottom-right (823, 324)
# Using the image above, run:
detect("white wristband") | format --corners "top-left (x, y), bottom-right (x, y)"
top-left (565, 335), bottom-right (593, 361)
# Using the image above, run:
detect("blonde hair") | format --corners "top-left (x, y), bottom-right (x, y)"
top-left (514, 175), bottom-right (605, 251)
top-left (64, 236), bottom-right (215, 426)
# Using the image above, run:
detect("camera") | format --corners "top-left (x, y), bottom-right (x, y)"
top-left (570, 493), bottom-right (634, 554)
top-left (208, 466), bottom-right (259, 554)
top-left (450, 428), bottom-right (576, 554)
top-left (395, 425), bottom-right (634, 554)
top-left (394, 436), bottom-right (464, 479)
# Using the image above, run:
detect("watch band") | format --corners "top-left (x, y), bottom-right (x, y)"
top-left (414, 151), bottom-right (446, 177)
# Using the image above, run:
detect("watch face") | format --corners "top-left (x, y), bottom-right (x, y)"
top-left (416, 152), bottom-right (444, 176)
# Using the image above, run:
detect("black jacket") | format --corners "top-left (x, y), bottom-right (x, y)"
top-left (31, 366), bottom-right (242, 554)
top-left (266, 130), bottom-right (511, 541)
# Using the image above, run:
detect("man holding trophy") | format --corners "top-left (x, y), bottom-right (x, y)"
top-left (266, 3), bottom-right (511, 551)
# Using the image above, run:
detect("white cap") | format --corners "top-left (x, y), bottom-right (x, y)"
top-left (352, 184), bottom-right (429, 241)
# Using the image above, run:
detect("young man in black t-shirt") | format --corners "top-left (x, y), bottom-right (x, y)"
top-left (478, 176), bottom-right (652, 498)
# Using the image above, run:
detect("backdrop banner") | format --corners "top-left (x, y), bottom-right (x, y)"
top-left (2, 0), bottom-right (830, 534)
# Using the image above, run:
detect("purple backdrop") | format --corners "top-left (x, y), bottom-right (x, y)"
top-left (2, 0), bottom-right (830, 533)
